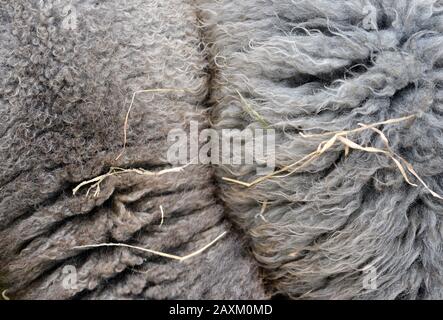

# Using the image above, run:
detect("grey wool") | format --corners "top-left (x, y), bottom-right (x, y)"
top-left (0, 0), bottom-right (266, 299)
top-left (199, 0), bottom-right (443, 299)
top-left (1, 0), bottom-right (443, 300)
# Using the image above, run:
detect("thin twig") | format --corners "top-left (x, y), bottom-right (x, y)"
top-left (73, 231), bottom-right (227, 262)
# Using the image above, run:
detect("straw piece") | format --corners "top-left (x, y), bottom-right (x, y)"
top-left (1, 290), bottom-right (9, 301)
top-left (115, 88), bottom-right (190, 161)
top-left (223, 115), bottom-right (414, 187)
top-left (73, 231), bottom-right (227, 262)
top-left (405, 163), bottom-right (443, 200)
top-left (222, 151), bottom-right (317, 187)
top-left (300, 114), bottom-right (416, 138)
top-left (236, 90), bottom-right (269, 128)
top-left (159, 205), bottom-right (165, 227)
top-left (73, 165), bottom-right (187, 196)
top-left (256, 200), bottom-right (269, 222)
top-left (260, 200), bottom-right (268, 214)
top-left (222, 114), bottom-right (443, 200)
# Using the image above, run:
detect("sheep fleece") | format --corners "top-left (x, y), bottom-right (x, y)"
top-left (0, 0), bottom-right (265, 300)
top-left (1, 0), bottom-right (443, 299)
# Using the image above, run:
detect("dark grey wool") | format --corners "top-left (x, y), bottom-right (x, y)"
top-left (1, 0), bottom-right (443, 300)
top-left (0, 0), bottom-right (266, 299)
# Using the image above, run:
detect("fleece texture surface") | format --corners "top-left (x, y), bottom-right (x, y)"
top-left (199, 0), bottom-right (443, 299)
top-left (0, 0), bottom-right (266, 299)
top-left (2, 0), bottom-right (443, 300)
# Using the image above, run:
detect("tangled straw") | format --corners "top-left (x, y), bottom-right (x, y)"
top-left (72, 165), bottom-right (187, 197)
top-left (72, 164), bottom-right (227, 263)
top-left (223, 114), bottom-right (443, 200)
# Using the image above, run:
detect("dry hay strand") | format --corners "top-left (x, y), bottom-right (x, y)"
top-left (1, 290), bottom-right (9, 301)
top-left (115, 88), bottom-right (192, 161)
top-left (159, 205), bottom-right (165, 227)
top-left (72, 165), bottom-right (187, 197)
top-left (255, 200), bottom-right (269, 222)
top-left (223, 114), bottom-right (443, 200)
top-left (73, 231), bottom-right (227, 262)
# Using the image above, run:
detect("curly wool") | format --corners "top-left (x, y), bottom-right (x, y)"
top-left (0, 0), bottom-right (266, 299)
top-left (199, 0), bottom-right (443, 299)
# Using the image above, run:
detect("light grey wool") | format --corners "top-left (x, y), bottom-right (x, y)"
top-left (0, 0), bottom-right (266, 299)
top-left (199, 0), bottom-right (443, 299)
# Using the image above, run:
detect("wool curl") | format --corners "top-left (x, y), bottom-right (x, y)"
top-left (199, 0), bottom-right (443, 299)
